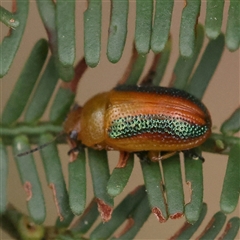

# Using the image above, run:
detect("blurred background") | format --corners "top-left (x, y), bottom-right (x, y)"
top-left (1, 1), bottom-right (239, 239)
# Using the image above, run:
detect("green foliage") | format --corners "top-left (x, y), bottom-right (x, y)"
top-left (0, 1), bottom-right (28, 77)
top-left (0, 1), bottom-right (239, 239)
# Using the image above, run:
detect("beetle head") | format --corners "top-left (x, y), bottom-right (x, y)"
top-left (63, 105), bottom-right (82, 141)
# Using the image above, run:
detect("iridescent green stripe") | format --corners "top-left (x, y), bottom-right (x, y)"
top-left (108, 114), bottom-right (208, 139)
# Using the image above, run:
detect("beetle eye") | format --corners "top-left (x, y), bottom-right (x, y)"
top-left (69, 130), bottom-right (78, 140)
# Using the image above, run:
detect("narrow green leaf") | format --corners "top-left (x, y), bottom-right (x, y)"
top-left (152, 38), bottom-right (171, 86)
top-left (172, 25), bottom-right (204, 89)
top-left (71, 199), bottom-right (99, 234)
top-left (84, 0), bottom-right (102, 67)
top-left (186, 34), bottom-right (224, 99)
top-left (221, 107), bottom-right (240, 136)
top-left (135, 0), bottom-right (153, 54)
top-left (56, 232), bottom-right (83, 240)
top-left (111, 194), bottom-right (151, 240)
top-left (141, 160), bottom-right (168, 222)
top-left (0, 6), bottom-right (19, 28)
top-left (172, 203), bottom-right (207, 240)
top-left (205, 0), bottom-right (224, 39)
top-left (125, 54), bottom-right (146, 85)
top-left (199, 211), bottom-right (226, 240)
top-left (39, 133), bottom-right (74, 227)
top-left (36, 0), bottom-right (55, 32)
top-left (226, 0), bottom-right (240, 51)
top-left (49, 88), bottom-right (75, 124)
top-left (162, 154), bottom-right (184, 219)
top-left (2, 39), bottom-right (48, 125)
top-left (88, 149), bottom-right (113, 221)
top-left (36, 0), bottom-right (74, 81)
top-left (91, 186), bottom-right (146, 240)
top-left (107, 0), bottom-right (128, 63)
top-left (0, 140), bottom-right (8, 214)
top-left (68, 149), bottom-right (86, 215)
top-left (12, 135), bottom-right (46, 224)
top-left (151, 0), bottom-right (173, 53)
top-left (107, 154), bottom-right (134, 197)
top-left (184, 156), bottom-right (203, 224)
top-left (220, 143), bottom-right (240, 214)
top-left (179, 0), bottom-right (201, 57)
top-left (0, 0), bottom-right (28, 77)
top-left (56, 0), bottom-right (75, 66)
top-left (222, 217), bottom-right (240, 240)
top-left (24, 56), bottom-right (59, 124)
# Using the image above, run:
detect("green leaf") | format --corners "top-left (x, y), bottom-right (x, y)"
top-left (135, 0), bottom-right (153, 54)
top-left (221, 217), bottom-right (240, 240)
top-left (0, 6), bottom-right (19, 28)
top-left (24, 56), bottom-right (59, 124)
top-left (39, 133), bottom-right (74, 227)
top-left (111, 194), bottom-right (151, 240)
top-left (84, 0), bottom-right (102, 67)
top-left (71, 200), bottom-right (99, 234)
top-left (0, 140), bottom-right (8, 214)
top-left (107, 0), bottom-right (128, 63)
top-left (186, 33), bottom-right (224, 99)
top-left (199, 211), bottom-right (226, 240)
top-left (225, 0), bottom-right (240, 51)
top-left (56, 0), bottom-right (76, 66)
top-left (141, 160), bottom-right (168, 222)
top-left (1, 39), bottom-right (48, 125)
top-left (91, 186), bottom-right (146, 240)
top-left (152, 38), bottom-right (171, 86)
top-left (125, 54), bottom-right (146, 85)
top-left (12, 135), bottom-right (46, 224)
top-left (179, 0), bottom-right (201, 57)
top-left (36, 0), bottom-right (74, 81)
top-left (205, 0), bottom-right (224, 39)
top-left (220, 143), bottom-right (240, 214)
top-left (107, 154), bottom-right (134, 197)
top-left (173, 24), bottom-right (204, 89)
top-left (88, 149), bottom-right (113, 221)
top-left (172, 203), bottom-right (207, 239)
top-left (151, 0), bottom-right (173, 53)
top-left (162, 154), bottom-right (184, 219)
top-left (184, 156), bottom-right (203, 224)
top-left (49, 88), bottom-right (75, 124)
top-left (0, 0), bottom-right (29, 77)
top-left (221, 107), bottom-right (240, 135)
top-left (68, 149), bottom-right (86, 215)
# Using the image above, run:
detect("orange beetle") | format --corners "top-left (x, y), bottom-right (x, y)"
top-left (64, 85), bottom-right (211, 162)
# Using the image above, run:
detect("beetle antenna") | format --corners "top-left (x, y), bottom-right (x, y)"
top-left (16, 132), bottom-right (65, 157)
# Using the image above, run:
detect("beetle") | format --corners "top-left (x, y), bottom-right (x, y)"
top-left (64, 85), bottom-right (211, 162)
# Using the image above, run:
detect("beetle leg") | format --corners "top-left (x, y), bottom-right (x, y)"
top-left (151, 151), bottom-right (177, 161)
top-left (68, 147), bottom-right (78, 155)
top-left (148, 151), bottom-right (160, 161)
top-left (182, 149), bottom-right (205, 162)
top-left (135, 151), bottom-right (151, 164)
top-left (67, 137), bottom-right (85, 162)
top-left (116, 151), bottom-right (130, 168)
top-left (105, 145), bottom-right (114, 151)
